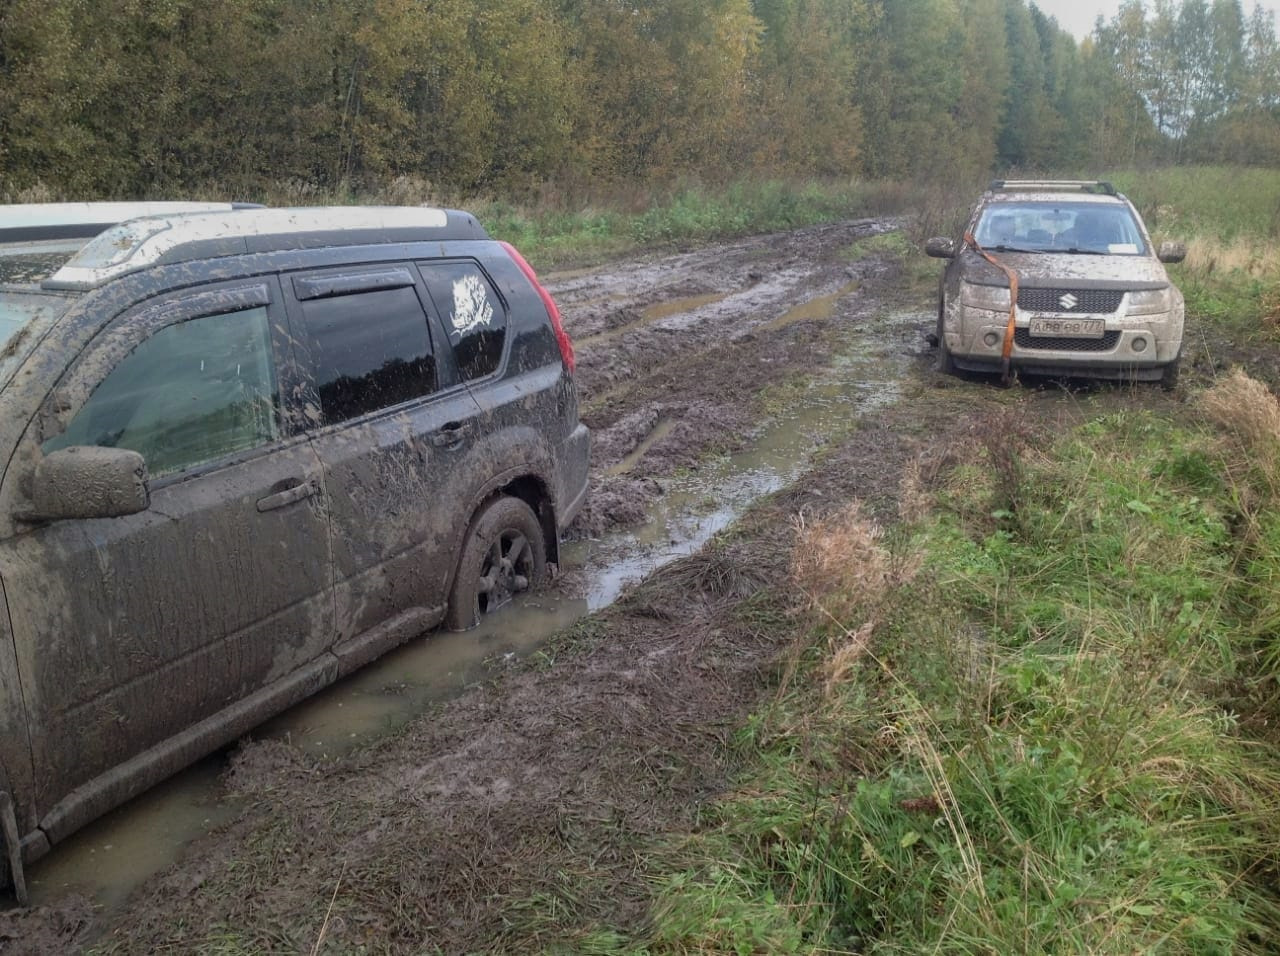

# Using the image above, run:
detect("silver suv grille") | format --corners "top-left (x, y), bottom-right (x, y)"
top-left (1014, 329), bottom-right (1121, 352)
top-left (1018, 288), bottom-right (1124, 313)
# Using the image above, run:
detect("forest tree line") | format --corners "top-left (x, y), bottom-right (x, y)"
top-left (1, 0), bottom-right (1279, 199)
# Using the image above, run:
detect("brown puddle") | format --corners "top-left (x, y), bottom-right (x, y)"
top-left (540, 265), bottom-right (599, 283)
top-left (763, 281), bottom-right (860, 331)
top-left (576, 291), bottom-right (732, 349)
top-left (606, 416), bottom-right (676, 476)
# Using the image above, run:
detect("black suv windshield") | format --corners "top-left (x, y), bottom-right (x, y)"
top-left (0, 290), bottom-right (76, 387)
top-left (975, 202), bottom-right (1148, 256)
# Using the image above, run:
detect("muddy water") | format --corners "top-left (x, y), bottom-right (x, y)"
top-left (576, 290), bottom-right (734, 349)
top-left (764, 281), bottom-right (861, 331)
top-left (575, 311), bottom-right (920, 606)
top-left (607, 417), bottom-right (677, 476)
top-left (25, 305), bottom-right (925, 916)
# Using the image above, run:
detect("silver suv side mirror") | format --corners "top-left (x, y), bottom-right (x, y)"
top-left (28, 446), bottom-right (150, 521)
top-left (1157, 241), bottom-right (1187, 264)
top-left (925, 237), bottom-right (957, 259)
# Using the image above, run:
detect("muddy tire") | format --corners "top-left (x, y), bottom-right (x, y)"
top-left (937, 321), bottom-right (957, 376)
top-left (935, 298), bottom-right (958, 375)
top-left (446, 496), bottom-right (547, 631)
top-left (1160, 355), bottom-right (1180, 391)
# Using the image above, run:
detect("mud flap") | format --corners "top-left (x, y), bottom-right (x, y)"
top-left (0, 791), bottom-right (28, 906)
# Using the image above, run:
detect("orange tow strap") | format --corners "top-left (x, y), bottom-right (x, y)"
top-left (964, 231), bottom-right (1019, 384)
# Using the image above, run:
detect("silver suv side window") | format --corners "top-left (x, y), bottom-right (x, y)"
top-left (297, 284), bottom-right (439, 424)
top-left (420, 262), bottom-right (507, 380)
top-left (44, 306), bottom-right (280, 477)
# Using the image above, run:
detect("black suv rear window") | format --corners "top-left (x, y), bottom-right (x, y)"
top-left (420, 262), bottom-right (507, 380)
top-left (298, 284), bottom-right (438, 424)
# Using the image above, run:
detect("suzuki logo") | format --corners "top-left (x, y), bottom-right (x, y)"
top-left (1059, 293), bottom-right (1078, 310)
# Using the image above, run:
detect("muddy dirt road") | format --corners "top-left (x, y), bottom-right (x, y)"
top-left (0, 219), bottom-right (1196, 954)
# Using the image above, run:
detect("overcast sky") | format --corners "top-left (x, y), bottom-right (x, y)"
top-left (1031, 0), bottom-right (1280, 41)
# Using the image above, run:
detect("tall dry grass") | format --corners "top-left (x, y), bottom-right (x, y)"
top-left (1200, 369), bottom-right (1280, 496)
top-left (790, 501), bottom-right (920, 696)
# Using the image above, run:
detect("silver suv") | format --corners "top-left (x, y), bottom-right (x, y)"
top-left (0, 203), bottom-right (589, 901)
top-left (926, 180), bottom-right (1186, 387)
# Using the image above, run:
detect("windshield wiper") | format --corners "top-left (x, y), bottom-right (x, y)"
top-left (987, 244), bottom-right (1039, 254)
top-left (1059, 247), bottom-right (1107, 255)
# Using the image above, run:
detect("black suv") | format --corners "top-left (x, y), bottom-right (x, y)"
top-left (0, 204), bottom-right (588, 900)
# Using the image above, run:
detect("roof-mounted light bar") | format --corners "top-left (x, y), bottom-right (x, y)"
top-left (42, 206), bottom-right (456, 291)
top-left (988, 180), bottom-right (1118, 196)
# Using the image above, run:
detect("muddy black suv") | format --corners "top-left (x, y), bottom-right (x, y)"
top-left (0, 204), bottom-right (588, 900)
top-left (926, 180), bottom-right (1186, 386)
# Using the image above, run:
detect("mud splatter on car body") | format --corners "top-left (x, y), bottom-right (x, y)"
top-left (0, 205), bottom-right (587, 893)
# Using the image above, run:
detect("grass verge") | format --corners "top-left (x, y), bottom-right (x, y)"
top-left (634, 376), bottom-right (1280, 953)
top-left (474, 178), bottom-right (916, 268)
top-left (1112, 167), bottom-right (1280, 343)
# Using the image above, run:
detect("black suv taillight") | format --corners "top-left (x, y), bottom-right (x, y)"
top-left (500, 241), bottom-right (575, 374)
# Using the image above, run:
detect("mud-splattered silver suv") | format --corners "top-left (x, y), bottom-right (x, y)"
top-left (926, 180), bottom-right (1186, 387)
top-left (0, 203), bottom-right (588, 900)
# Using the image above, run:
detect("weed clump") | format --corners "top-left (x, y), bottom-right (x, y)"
top-left (790, 502), bottom-right (919, 697)
top-left (1201, 368), bottom-right (1280, 494)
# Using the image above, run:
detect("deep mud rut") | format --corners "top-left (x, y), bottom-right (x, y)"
top-left (0, 220), bottom-right (1223, 954)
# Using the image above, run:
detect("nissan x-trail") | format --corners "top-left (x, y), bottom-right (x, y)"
top-left (0, 203), bottom-right (589, 900)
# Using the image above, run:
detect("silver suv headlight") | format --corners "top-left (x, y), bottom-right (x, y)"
top-left (1126, 288), bottom-right (1173, 316)
top-left (959, 282), bottom-right (1011, 311)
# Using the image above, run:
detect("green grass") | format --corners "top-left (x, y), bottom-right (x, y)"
top-left (633, 406), bottom-right (1280, 954)
top-left (473, 178), bottom-right (914, 269)
top-left (1108, 167), bottom-right (1280, 341)
top-left (1111, 167), bottom-right (1280, 243)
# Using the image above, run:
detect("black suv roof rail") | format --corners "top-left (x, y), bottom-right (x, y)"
top-left (41, 206), bottom-right (488, 291)
top-left (987, 180), bottom-right (1118, 196)
top-left (0, 202), bottom-right (264, 244)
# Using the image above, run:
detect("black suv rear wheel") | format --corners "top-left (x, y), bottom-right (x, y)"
top-left (446, 496), bottom-right (547, 631)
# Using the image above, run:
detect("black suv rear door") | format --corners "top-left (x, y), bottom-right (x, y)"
top-left (285, 265), bottom-right (484, 660)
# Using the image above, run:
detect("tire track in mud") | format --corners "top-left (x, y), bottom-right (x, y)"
top-left (550, 217), bottom-right (906, 539)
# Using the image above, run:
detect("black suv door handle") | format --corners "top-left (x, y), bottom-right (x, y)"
top-left (429, 422), bottom-right (468, 448)
top-left (257, 478), bottom-right (320, 513)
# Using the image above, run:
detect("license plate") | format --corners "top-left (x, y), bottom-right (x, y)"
top-left (1029, 318), bottom-right (1105, 338)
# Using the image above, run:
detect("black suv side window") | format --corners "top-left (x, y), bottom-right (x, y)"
top-left (44, 305), bottom-right (280, 478)
top-left (295, 272), bottom-right (438, 424)
top-left (420, 261), bottom-right (507, 380)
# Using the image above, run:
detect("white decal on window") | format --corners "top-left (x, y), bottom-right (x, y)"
top-left (451, 274), bottom-right (494, 336)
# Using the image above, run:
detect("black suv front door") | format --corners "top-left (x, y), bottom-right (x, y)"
top-left (0, 280), bottom-right (336, 841)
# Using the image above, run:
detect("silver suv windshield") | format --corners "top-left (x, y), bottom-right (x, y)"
top-left (974, 202), bottom-right (1148, 256)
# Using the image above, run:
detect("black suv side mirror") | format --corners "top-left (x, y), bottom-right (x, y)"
top-left (1157, 241), bottom-right (1187, 264)
top-left (28, 446), bottom-right (150, 521)
top-left (925, 237), bottom-right (957, 259)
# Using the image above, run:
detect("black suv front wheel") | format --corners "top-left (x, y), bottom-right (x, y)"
top-left (446, 495), bottom-right (548, 631)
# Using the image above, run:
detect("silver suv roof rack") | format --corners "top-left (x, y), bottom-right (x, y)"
top-left (0, 202), bottom-right (262, 243)
top-left (42, 206), bottom-right (480, 292)
top-left (988, 180), bottom-right (1118, 196)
